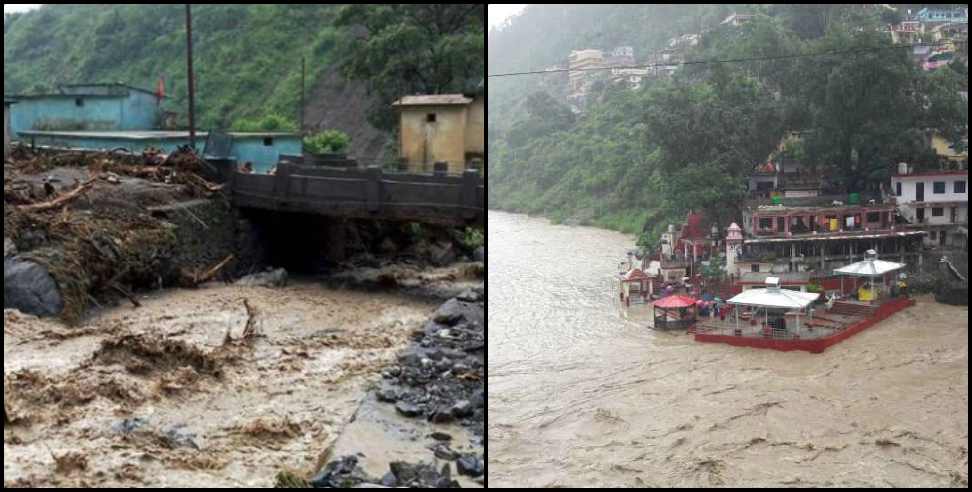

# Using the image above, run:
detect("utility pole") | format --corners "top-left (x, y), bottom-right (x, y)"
top-left (186, 4), bottom-right (196, 150)
top-left (300, 56), bottom-right (306, 136)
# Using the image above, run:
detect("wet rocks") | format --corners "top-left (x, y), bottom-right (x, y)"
top-left (236, 268), bottom-right (288, 288)
top-left (310, 456), bottom-right (370, 488)
top-left (430, 432), bottom-right (453, 442)
top-left (376, 384), bottom-right (399, 404)
top-left (387, 462), bottom-right (459, 488)
top-left (432, 443), bottom-right (461, 461)
top-left (433, 298), bottom-right (470, 326)
top-left (3, 256), bottom-right (65, 317)
top-left (451, 400), bottom-right (474, 419)
top-left (310, 457), bottom-right (459, 489)
top-left (4, 237), bottom-right (16, 258)
top-left (456, 455), bottom-right (484, 478)
top-left (472, 247), bottom-right (484, 263)
top-left (378, 295), bottom-right (485, 438)
top-left (395, 401), bottom-right (422, 418)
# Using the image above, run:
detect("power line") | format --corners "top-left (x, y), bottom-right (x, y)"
top-left (487, 41), bottom-right (967, 78)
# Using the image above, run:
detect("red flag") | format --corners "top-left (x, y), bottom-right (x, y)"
top-left (156, 75), bottom-right (166, 101)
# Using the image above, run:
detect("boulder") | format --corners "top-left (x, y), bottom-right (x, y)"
top-left (473, 246), bottom-right (485, 263)
top-left (4, 257), bottom-right (65, 318)
top-left (451, 400), bottom-right (474, 419)
top-left (433, 299), bottom-right (468, 326)
top-left (395, 402), bottom-right (422, 418)
top-left (235, 268), bottom-right (288, 288)
top-left (456, 455), bottom-right (484, 478)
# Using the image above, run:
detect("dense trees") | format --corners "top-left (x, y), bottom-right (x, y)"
top-left (4, 4), bottom-right (483, 133)
top-left (488, 4), bottom-right (968, 249)
top-left (335, 4), bottom-right (485, 130)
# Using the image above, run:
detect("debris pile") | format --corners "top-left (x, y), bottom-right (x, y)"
top-left (4, 147), bottom-right (238, 323)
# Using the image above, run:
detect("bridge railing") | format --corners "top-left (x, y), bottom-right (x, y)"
top-left (229, 163), bottom-right (484, 225)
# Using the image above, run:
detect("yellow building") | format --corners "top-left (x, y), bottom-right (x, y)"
top-left (931, 132), bottom-right (969, 167)
top-left (392, 94), bottom-right (484, 175)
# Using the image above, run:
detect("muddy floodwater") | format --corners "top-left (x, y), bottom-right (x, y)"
top-left (488, 211), bottom-right (969, 488)
top-left (4, 280), bottom-right (440, 487)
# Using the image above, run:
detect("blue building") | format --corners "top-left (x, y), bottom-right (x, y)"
top-left (17, 130), bottom-right (302, 174)
top-left (10, 83), bottom-right (162, 135)
top-left (917, 7), bottom-right (968, 24)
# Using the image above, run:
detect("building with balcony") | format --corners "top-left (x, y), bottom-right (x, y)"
top-left (728, 195), bottom-right (926, 278)
top-left (891, 169), bottom-right (968, 248)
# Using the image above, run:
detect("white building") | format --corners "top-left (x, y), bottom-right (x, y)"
top-left (891, 169), bottom-right (968, 247)
top-left (610, 67), bottom-right (651, 90)
top-left (611, 46), bottom-right (634, 59)
top-left (721, 13), bottom-right (755, 27)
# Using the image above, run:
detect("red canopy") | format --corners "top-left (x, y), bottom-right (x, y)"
top-left (623, 268), bottom-right (649, 281)
top-left (654, 295), bottom-right (697, 309)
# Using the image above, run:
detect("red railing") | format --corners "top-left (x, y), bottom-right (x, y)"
top-left (693, 297), bottom-right (915, 353)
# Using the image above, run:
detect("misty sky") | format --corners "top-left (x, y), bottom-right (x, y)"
top-left (4, 4), bottom-right (41, 14)
top-left (489, 4), bottom-right (526, 30)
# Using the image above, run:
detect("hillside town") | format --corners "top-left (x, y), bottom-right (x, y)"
top-left (558, 5), bottom-right (968, 112)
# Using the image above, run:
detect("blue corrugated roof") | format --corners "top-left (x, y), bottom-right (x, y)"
top-left (13, 83), bottom-right (161, 100)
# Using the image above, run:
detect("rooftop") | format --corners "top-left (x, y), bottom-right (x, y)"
top-left (13, 83), bottom-right (161, 100)
top-left (833, 251), bottom-right (906, 277)
top-left (392, 95), bottom-right (475, 107)
top-left (744, 230), bottom-right (927, 244)
top-left (18, 130), bottom-right (298, 140)
top-left (727, 284), bottom-right (819, 310)
top-left (749, 201), bottom-right (895, 214)
top-left (892, 170), bottom-right (968, 178)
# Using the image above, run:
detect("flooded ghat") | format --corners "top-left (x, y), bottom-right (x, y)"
top-left (488, 210), bottom-right (968, 488)
top-left (4, 280), bottom-right (441, 487)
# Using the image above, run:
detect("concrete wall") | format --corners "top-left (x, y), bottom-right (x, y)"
top-left (400, 106), bottom-right (468, 175)
top-left (10, 92), bottom-right (159, 135)
top-left (893, 175), bottom-right (968, 204)
top-left (230, 135), bottom-right (302, 174)
top-left (465, 96), bottom-right (484, 158)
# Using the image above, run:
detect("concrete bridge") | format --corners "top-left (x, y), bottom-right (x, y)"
top-left (227, 163), bottom-right (485, 227)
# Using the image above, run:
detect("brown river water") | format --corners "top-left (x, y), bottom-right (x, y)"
top-left (487, 210), bottom-right (968, 488)
top-left (4, 281), bottom-right (441, 487)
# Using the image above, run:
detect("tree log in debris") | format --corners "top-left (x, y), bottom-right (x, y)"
top-left (15, 177), bottom-right (99, 212)
top-left (180, 254), bottom-right (235, 287)
top-left (110, 283), bottom-right (142, 308)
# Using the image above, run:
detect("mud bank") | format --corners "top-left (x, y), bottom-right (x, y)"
top-left (3, 282), bottom-right (439, 487)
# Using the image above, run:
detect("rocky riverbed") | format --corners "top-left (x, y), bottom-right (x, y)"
top-left (304, 288), bottom-right (486, 488)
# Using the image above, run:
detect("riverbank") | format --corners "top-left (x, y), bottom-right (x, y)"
top-left (488, 210), bottom-right (968, 488)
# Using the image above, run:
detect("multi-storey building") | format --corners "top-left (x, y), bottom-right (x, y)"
top-left (891, 168), bottom-right (968, 248)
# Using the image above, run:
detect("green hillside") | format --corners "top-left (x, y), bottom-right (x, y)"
top-left (4, 4), bottom-right (484, 136)
top-left (488, 4), bottom-right (968, 247)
